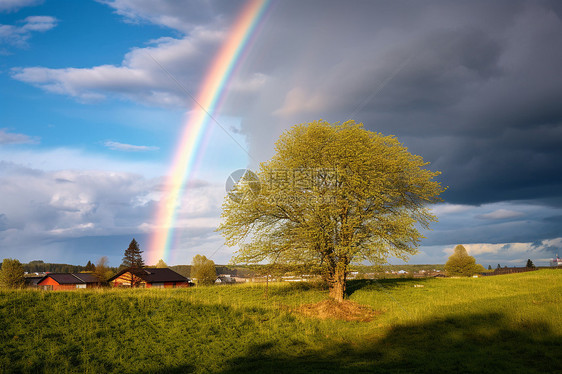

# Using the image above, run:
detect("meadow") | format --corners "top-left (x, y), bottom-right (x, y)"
top-left (1, 270), bottom-right (561, 373)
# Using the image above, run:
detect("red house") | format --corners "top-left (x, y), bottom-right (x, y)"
top-left (108, 267), bottom-right (192, 288)
top-left (37, 273), bottom-right (100, 290)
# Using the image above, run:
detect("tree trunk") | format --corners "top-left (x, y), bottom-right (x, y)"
top-left (328, 266), bottom-right (346, 302)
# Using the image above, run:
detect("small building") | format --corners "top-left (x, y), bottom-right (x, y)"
top-left (37, 273), bottom-right (100, 290)
top-left (25, 276), bottom-right (44, 288)
top-left (550, 255), bottom-right (562, 267)
top-left (108, 267), bottom-right (192, 288)
top-left (215, 274), bottom-right (236, 285)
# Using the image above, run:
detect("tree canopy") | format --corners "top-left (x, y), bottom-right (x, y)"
top-left (155, 259), bottom-right (168, 268)
top-left (0, 258), bottom-right (25, 288)
top-left (219, 120), bottom-right (444, 301)
top-left (191, 255), bottom-right (217, 286)
top-left (444, 245), bottom-right (482, 276)
top-left (94, 256), bottom-right (113, 284)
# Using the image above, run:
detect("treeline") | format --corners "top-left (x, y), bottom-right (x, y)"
top-left (350, 264), bottom-right (446, 273)
top-left (1, 260), bottom-right (118, 274)
top-left (2, 260), bottom-right (447, 278)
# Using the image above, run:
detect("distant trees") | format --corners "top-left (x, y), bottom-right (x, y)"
top-left (445, 245), bottom-right (482, 276)
top-left (526, 259), bottom-right (535, 268)
top-left (191, 255), bottom-right (216, 285)
top-left (0, 258), bottom-right (25, 288)
top-left (488, 265), bottom-right (492, 270)
top-left (84, 260), bottom-right (96, 272)
top-left (155, 259), bottom-right (168, 268)
top-left (121, 238), bottom-right (145, 269)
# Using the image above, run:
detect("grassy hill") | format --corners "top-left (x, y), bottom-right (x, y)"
top-left (1, 270), bottom-right (560, 373)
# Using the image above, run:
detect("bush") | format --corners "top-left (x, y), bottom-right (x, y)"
top-left (445, 245), bottom-right (482, 276)
top-left (0, 258), bottom-right (25, 288)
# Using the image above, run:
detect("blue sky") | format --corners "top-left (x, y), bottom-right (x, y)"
top-left (1, 0), bottom-right (562, 268)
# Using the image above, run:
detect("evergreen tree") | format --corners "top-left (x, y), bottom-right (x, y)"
top-left (526, 259), bottom-right (535, 268)
top-left (0, 258), bottom-right (25, 288)
top-left (85, 260), bottom-right (95, 272)
top-left (121, 238), bottom-right (145, 269)
top-left (488, 265), bottom-right (492, 270)
top-left (497, 264), bottom-right (501, 269)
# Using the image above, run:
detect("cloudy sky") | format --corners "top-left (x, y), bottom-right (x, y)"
top-left (1, 0), bottom-right (562, 268)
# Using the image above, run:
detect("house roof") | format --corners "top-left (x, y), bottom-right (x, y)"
top-left (108, 267), bottom-right (189, 283)
top-left (39, 273), bottom-right (100, 284)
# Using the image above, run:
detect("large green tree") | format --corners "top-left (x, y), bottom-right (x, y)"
top-left (191, 255), bottom-right (217, 285)
top-left (0, 258), bottom-right (25, 288)
top-left (219, 120), bottom-right (444, 302)
top-left (444, 245), bottom-right (482, 276)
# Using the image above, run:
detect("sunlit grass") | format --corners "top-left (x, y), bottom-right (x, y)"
top-left (0, 270), bottom-right (560, 373)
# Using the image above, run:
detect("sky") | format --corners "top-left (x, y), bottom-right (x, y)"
top-left (1, 0), bottom-right (562, 268)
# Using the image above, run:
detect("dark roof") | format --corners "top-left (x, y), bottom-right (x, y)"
top-left (72, 273), bottom-right (100, 283)
top-left (25, 276), bottom-right (44, 286)
top-left (39, 273), bottom-right (100, 284)
top-left (108, 267), bottom-right (189, 283)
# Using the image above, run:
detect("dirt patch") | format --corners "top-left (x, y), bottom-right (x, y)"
top-left (296, 299), bottom-right (380, 322)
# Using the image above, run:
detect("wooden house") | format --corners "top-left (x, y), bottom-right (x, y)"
top-left (37, 273), bottom-right (100, 290)
top-left (108, 267), bottom-right (192, 288)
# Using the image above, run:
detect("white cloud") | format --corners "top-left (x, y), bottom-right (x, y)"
top-left (476, 209), bottom-right (524, 220)
top-left (0, 146), bottom-right (168, 178)
top-left (0, 128), bottom-right (38, 144)
top-left (10, 31), bottom-right (223, 107)
top-left (443, 238), bottom-right (562, 257)
top-left (104, 140), bottom-right (159, 152)
top-left (0, 0), bottom-right (41, 12)
top-left (0, 15), bottom-right (57, 47)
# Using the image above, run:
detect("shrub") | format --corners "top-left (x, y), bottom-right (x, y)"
top-left (445, 245), bottom-right (482, 276)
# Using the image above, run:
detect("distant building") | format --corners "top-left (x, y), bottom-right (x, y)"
top-left (551, 255), bottom-right (562, 267)
top-left (25, 276), bottom-right (44, 288)
top-left (108, 267), bottom-right (192, 288)
top-left (215, 275), bottom-right (236, 284)
top-left (37, 273), bottom-right (100, 290)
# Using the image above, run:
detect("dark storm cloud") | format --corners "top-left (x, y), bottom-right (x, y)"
top-left (228, 0), bottom-right (562, 209)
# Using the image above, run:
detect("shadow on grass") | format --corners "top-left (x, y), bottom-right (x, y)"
top-left (215, 312), bottom-right (561, 374)
top-left (267, 280), bottom-right (328, 296)
top-left (346, 277), bottom-right (428, 297)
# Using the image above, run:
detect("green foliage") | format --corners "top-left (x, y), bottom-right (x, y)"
top-left (219, 120), bottom-right (444, 301)
top-left (155, 259), bottom-right (168, 268)
top-left (0, 270), bottom-right (561, 373)
top-left (191, 255), bottom-right (216, 285)
top-left (0, 258), bottom-right (25, 288)
top-left (444, 245), bottom-right (482, 276)
top-left (526, 259), bottom-right (535, 268)
top-left (22, 261), bottom-right (86, 274)
top-left (84, 260), bottom-right (95, 272)
top-left (121, 238), bottom-right (145, 269)
top-left (94, 256), bottom-right (113, 284)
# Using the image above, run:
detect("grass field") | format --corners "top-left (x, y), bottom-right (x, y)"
top-left (1, 270), bottom-right (561, 373)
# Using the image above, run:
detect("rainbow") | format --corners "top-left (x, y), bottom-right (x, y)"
top-left (148, 0), bottom-right (271, 265)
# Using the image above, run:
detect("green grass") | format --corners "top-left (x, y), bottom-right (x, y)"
top-left (1, 270), bottom-right (561, 373)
